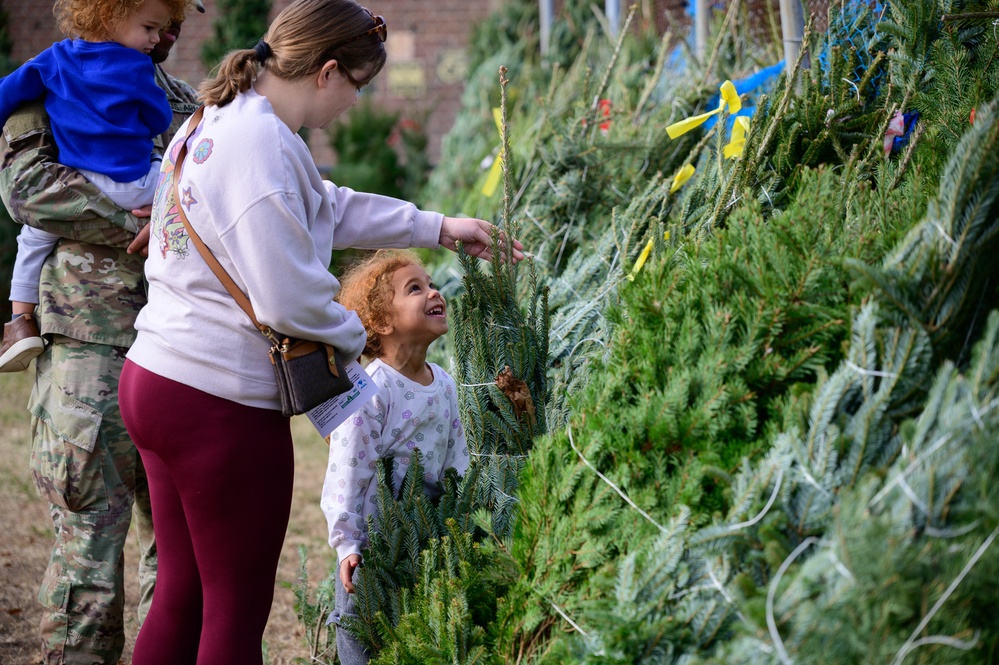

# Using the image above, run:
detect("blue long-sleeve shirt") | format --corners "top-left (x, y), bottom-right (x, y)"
top-left (0, 39), bottom-right (172, 182)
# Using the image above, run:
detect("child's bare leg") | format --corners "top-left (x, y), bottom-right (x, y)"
top-left (11, 301), bottom-right (35, 317)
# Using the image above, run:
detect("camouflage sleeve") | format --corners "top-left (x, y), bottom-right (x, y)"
top-left (0, 102), bottom-right (140, 250)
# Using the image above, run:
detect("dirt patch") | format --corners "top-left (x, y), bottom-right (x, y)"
top-left (0, 368), bottom-right (337, 664)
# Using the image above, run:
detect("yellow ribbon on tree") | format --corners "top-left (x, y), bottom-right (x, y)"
top-left (669, 164), bottom-right (696, 193)
top-left (666, 80), bottom-right (741, 139)
top-left (723, 116), bottom-right (750, 159)
top-left (481, 107), bottom-right (504, 197)
top-left (628, 232), bottom-right (671, 282)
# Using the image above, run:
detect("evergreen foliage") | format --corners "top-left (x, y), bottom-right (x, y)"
top-left (878, 0), bottom-right (948, 97)
top-left (873, 0), bottom-right (999, 191)
top-left (422, 0), bottom-right (668, 218)
top-left (849, 96), bottom-right (999, 364)
top-left (291, 546), bottom-right (338, 664)
top-left (337, 457), bottom-right (520, 661)
top-left (200, 0), bottom-right (271, 71)
top-left (499, 93), bottom-right (999, 665)
top-left (489, 161), bottom-right (919, 660)
top-left (369, 521), bottom-right (508, 665)
top-left (295, 0), bottom-right (999, 661)
top-left (583, 166), bottom-right (905, 515)
top-left (327, 97), bottom-right (403, 201)
top-left (327, 98), bottom-right (430, 202)
top-left (738, 45), bottom-right (883, 203)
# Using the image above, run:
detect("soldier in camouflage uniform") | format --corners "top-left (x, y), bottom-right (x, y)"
top-left (0, 4), bottom-right (203, 663)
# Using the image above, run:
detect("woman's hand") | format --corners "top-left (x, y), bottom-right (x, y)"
top-left (126, 205), bottom-right (154, 257)
top-left (340, 553), bottom-right (362, 593)
top-left (439, 216), bottom-right (525, 263)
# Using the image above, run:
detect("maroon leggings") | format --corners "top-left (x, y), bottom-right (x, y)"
top-left (119, 360), bottom-right (294, 665)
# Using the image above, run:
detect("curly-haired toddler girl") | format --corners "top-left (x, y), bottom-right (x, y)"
top-left (321, 249), bottom-right (470, 664)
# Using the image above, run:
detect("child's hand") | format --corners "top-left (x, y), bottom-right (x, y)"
top-left (340, 553), bottom-right (362, 593)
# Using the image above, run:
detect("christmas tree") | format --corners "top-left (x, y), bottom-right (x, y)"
top-left (200, 0), bottom-right (272, 71)
top-left (295, 1), bottom-right (999, 661)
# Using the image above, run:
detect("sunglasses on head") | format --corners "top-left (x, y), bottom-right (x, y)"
top-left (338, 66), bottom-right (367, 90)
top-left (329, 8), bottom-right (387, 51)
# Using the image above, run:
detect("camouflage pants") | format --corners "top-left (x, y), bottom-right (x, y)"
top-left (28, 337), bottom-right (156, 665)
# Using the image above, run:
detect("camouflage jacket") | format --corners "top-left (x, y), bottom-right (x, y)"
top-left (0, 65), bottom-right (199, 347)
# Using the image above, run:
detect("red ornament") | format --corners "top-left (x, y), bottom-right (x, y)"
top-left (970, 107), bottom-right (977, 125)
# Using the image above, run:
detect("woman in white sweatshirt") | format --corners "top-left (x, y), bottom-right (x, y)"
top-left (118, 1), bottom-right (522, 662)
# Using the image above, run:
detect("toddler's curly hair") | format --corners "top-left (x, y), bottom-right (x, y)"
top-left (54, 0), bottom-right (189, 41)
top-left (337, 250), bottom-right (426, 360)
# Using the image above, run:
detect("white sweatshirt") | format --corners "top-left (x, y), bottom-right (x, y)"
top-left (321, 359), bottom-right (469, 562)
top-left (129, 89), bottom-right (444, 409)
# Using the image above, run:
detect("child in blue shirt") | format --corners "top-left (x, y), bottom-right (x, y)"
top-left (0, 0), bottom-right (189, 372)
top-left (321, 250), bottom-right (470, 664)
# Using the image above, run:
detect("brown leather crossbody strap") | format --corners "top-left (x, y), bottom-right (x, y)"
top-left (171, 107), bottom-right (279, 344)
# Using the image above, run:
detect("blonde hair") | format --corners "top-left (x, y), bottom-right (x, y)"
top-left (199, 0), bottom-right (387, 107)
top-left (54, 0), bottom-right (188, 41)
top-left (337, 250), bottom-right (425, 359)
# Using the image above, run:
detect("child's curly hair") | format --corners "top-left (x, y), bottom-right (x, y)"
top-left (337, 250), bottom-right (426, 360)
top-left (54, 0), bottom-right (189, 41)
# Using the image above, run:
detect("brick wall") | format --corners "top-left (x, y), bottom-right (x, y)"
top-left (3, 0), bottom-right (500, 167)
top-left (4, 1), bottom-right (64, 65)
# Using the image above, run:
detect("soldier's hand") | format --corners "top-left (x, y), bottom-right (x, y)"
top-left (127, 206), bottom-right (153, 257)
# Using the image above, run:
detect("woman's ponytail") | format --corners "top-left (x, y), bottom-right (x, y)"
top-left (198, 49), bottom-right (260, 107)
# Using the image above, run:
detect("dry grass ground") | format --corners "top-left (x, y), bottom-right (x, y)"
top-left (0, 365), bottom-right (337, 664)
